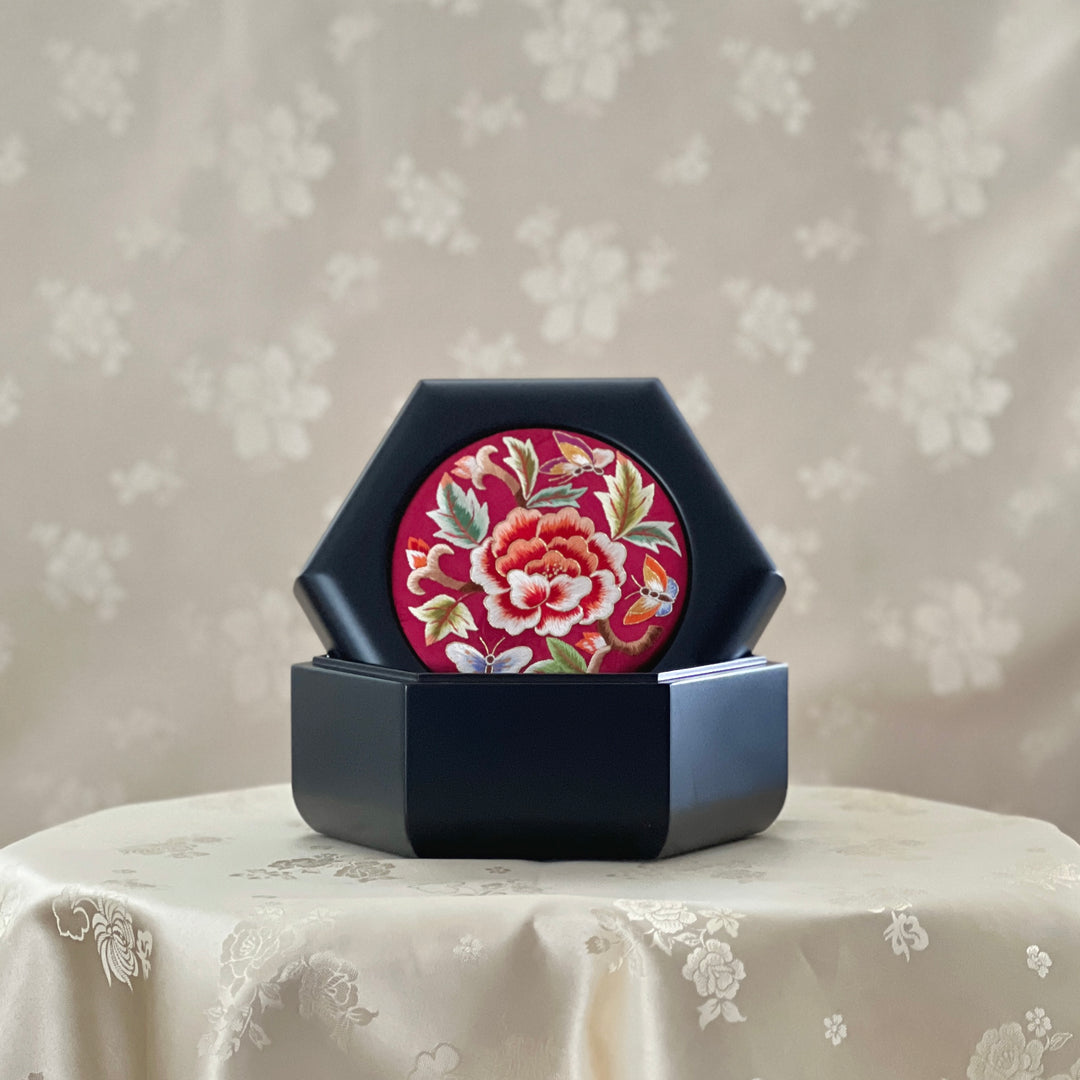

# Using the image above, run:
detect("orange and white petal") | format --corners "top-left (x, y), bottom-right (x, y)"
top-left (489, 507), bottom-right (542, 557)
top-left (543, 573), bottom-right (593, 612)
top-left (589, 531), bottom-right (627, 585)
top-left (495, 536), bottom-right (547, 577)
top-left (484, 589), bottom-right (542, 635)
top-left (577, 569), bottom-right (620, 624)
top-left (470, 541), bottom-right (504, 594)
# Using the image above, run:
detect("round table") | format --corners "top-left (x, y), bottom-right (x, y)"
top-left (2, 785), bottom-right (1078, 1079)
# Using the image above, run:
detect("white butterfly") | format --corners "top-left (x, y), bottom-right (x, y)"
top-left (445, 638), bottom-right (532, 674)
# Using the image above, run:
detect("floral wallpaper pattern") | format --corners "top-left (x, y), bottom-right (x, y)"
top-left (1, 0), bottom-right (1080, 844)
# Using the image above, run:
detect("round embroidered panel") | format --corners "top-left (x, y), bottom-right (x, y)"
top-left (391, 428), bottom-right (689, 674)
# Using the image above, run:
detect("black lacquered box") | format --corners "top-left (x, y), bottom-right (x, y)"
top-left (291, 379), bottom-right (788, 859)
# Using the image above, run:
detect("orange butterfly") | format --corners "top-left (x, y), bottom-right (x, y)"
top-left (623, 555), bottom-right (680, 625)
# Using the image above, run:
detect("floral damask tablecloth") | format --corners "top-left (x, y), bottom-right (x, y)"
top-left (1, 785), bottom-right (1078, 1079)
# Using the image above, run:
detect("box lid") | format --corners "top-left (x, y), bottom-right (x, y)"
top-left (295, 379), bottom-right (784, 673)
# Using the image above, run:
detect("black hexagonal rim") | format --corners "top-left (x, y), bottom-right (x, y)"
top-left (295, 379), bottom-right (783, 671)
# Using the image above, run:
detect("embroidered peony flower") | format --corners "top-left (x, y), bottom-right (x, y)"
top-left (91, 899), bottom-right (140, 988)
top-left (681, 938), bottom-right (745, 1000)
top-left (470, 507), bottom-right (626, 636)
top-left (967, 1022), bottom-right (1045, 1080)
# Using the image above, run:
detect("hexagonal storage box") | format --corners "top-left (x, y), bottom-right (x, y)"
top-left (292, 379), bottom-right (788, 859)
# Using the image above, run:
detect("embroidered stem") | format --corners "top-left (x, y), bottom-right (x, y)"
top-left (596, 619), bottom-right (664, 656)
top-left (586, 645), bottom-right (611, 674)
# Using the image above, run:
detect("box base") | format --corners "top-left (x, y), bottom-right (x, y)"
top-left (291, 656), bottom-right (787, 860)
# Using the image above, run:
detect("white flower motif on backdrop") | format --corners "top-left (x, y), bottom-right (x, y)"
top-left (115, 218), bottom-right (188, 262)
top-left (18, 773), bottom-right (126, 830)
top-left (177, 323), bottom-right (334, 468)
top-left (1060, 146), bottom-right (1080, 206)
top-left (105, 707), bottom-right (177, 755)
top-left (721, 41), bottom-right (814, 135)
top-left (657, 133), bottom-right (711, 186)
top-left (223, 83), bottom-right (337, 231)
top-left (805, 693), bottom-right (877, 741)
top-left (860, 103), bottom-right (1004, 231)
top-left (29, 525), bottom-right (130, 621)
top-left (383, 156), bottom-right (478, 253)
top-left (758, 525), bottom-right (819, 614)
top-left (0, 621), bottom-right (12, 675)
top-left (122, 0), bottom-right (189, 19)
top-left (795, 0), bottom-right (864, 26)
top-left (723, 279), bottom-right (815, 374)
top-left (867, 560), bottom-right (1022, 695)
top-left (1027, 944), bottom-right (1053, 979)
top-left (0, 374), bottom-right (21, 427)
top-left (518, 207), bottom-right (672, 351)
top-left (456, 91), bottom-right (525, 146)
top-left (673, 373), bottom-right (712, 428)
top-left (858, 316), bottom-right (1013, 469)
top-left (797, 445), bottom-right (872, 501)
top-left (1005, 482), bottom-right (1059, 538)
top-left (220, 588), bottom-right (319, 705)
top-left (0, 134), bottom-right (27, 185)
top-left (824, 1013), bottom-right (847, 1045)
top-left (45, 41), bottom-right (138, 136)
top-left (38, 280), bottom-right (133, 377)
top-left (1064, 385), bottom-right (1080, 469)
top-left (109, 448), bottom-right (184, 506)
top-left (320, 251), bottom-right (381, 307)
top-left (1020, 701), bottom-right (1080, 775)
top-left (397, 0), bottom-right (482, 14)
top-left (450, 330), bottom-right (526, 377)
top-left (794, 211), bottom-right (864, 261)
top-left (326, 12), bottom-right (380, 63)
top-left (522, 0), bottom-right (672, 116)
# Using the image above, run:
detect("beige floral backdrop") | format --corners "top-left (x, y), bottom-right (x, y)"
top-left (1, 0), bottom-right (1079, 847)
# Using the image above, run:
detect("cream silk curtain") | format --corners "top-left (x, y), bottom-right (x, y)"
top-left (1, 0), bottom-right (1079, 844)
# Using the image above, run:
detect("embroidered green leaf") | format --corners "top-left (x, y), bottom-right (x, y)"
top-left (426, 473), bottom-right (489, 549)
top-left (526, 483), bottom-right (588, 510)
top-left (620, 521), bottom-right (682, 556)
top-left (503, 436), bottom-right (539, 501)
top-left (525, 659), bottom-right (563, 674)
top-left (407, 594), bottom-right (478, 646)
top-left (525, 483), bottom-right (587, 510)
top-left (546, 636), bottom-right (587, 673)
top-left (525, 637), bottom-right (588, 674)
top-left (595, 453), bottom-right (654, 539)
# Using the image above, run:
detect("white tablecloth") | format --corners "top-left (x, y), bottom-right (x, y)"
top-left (1, 785), bottom-right (1078, 1079)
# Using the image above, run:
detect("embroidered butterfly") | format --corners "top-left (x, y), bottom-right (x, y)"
top-left (445, 638), bottom-right (533, 674)
top-left (540, 431), bottom-right (616, 478)
top-left (623, 555), bottom-right (680, 626)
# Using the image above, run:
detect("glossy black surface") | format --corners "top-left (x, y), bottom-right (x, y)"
top-left (292, 656), bottom-right (788, 860)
